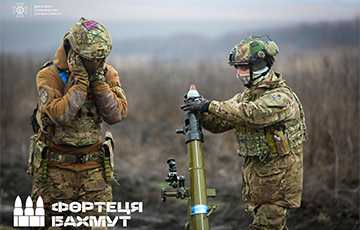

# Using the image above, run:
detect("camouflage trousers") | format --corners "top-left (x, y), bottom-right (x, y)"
top-left (31, 166), bottom-right (112, 230)
top-left (242, 144), bottom-right (303, 229)
top-left (249, 204), bottom-right (289, 230)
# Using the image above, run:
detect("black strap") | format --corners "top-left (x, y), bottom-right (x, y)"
top-left (30, 104), bottom-right (39, 134)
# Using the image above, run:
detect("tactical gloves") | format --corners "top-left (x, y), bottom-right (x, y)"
top-left (89, 60), bottom-right (106, 82)
top-left (68, 50), bottom-right (89, 87)
top-left (181, 96), bottom-right (211, 113)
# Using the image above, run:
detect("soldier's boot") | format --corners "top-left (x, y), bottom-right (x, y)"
top-left (249, 204), bottom-right (289, 230)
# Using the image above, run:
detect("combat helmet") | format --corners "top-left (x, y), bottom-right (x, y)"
top-left (65, 18), bottom-right (112, 60)
top-left (228, 35), bottom-right (279, 88)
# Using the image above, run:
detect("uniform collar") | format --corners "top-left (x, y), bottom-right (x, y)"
top-left (248, 70), bottom-right (285, 91)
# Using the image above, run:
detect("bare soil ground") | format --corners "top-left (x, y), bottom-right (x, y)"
top-left (0, 160), bottom-right (358, 229)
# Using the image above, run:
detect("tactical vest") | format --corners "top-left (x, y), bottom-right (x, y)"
top-left (235, 86), bottom-right (307, 160)
top-left (39, 62), bottom-right (102, 147)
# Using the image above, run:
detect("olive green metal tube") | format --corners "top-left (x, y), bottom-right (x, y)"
top-left (187, 140), bottom-right (209, 230)
top-left (187, 199), bottom-right (192, 230)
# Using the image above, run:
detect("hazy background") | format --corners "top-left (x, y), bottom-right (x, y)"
top-left (1, 0), bottom-right (359, 58)
top-left (0, 0), bottom-right (359, 229)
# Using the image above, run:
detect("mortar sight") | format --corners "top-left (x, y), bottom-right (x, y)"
top-left (167, 158), bottom-right (177, 172)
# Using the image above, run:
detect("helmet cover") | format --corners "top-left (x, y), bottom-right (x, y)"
top-left (66, 19), bottom-right (112, 60)
top-left (228, 37), bottom-right (278, 71)
top-left (229, 36), bottom-right (279, 88)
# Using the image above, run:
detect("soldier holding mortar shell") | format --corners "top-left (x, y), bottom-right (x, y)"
top-left (181, 35), bottom-right (307, 230)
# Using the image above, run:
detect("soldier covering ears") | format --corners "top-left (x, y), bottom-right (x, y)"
top-left (28, 18), bottom-right (127, 229)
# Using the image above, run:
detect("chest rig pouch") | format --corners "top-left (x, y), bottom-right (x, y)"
top-left (235, 126), bottom-right (273, 161)
top-left (53, 101), bottom-right (101, 147)
top-left (235, 85), bottom-right (307, 161)
top-left (54, 75), bottom-right (101, 147)
top-left (39, 63), bottom-right (102, 147)
top-left (283, 86), bottom-right (308, 149)
top-left (235, 89), bottom-right (272, 160)
top-left (28, 134), bottom-right (49, 182)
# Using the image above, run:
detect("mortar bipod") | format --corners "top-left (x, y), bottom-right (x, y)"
top-left (161, 159), bottom-right (217, 230)
top-left (161, 159), bottom-right (216, 202)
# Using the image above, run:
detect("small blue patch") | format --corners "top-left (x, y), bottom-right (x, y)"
top-left (273, 95), bottom-right (281, 100)
top-left (59, 71), bottom-right (68, 83)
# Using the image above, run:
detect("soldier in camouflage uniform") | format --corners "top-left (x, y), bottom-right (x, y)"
top-left (28, 18), bottom-right (127, 229)
top-left (181, 36), bottom-right (307, 230)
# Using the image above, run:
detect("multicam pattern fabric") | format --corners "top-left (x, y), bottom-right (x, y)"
top-left (31, 167), bottom-right (112, 230)
top-left (66, 49), bottom-right (89, 87)
top-left (29, 25), bottom-right (126, 230)
top-left (249, 204), bottom-right (290, 230)
top-left (229, 38), bottom-right (269, 72)
top-left (234, 38), bottom-right (267, 64)
top-left (36, 44), bottom-right (127, 171)
top-left (207, 70), bottom-right (307, 158)
top-left (50, 51), bottom-right (101, 147)
top-left (67, 19), bottom-right (112, 60)
top-left (235, 129), bottom-right (271, 158)
top-left (201, 70), bottom-right (306, 229)
top-left (53, 101), bottom-right (102, 147)
top-left (28, 134), bottom-right (46, 179)
top-left (242, 145), bottom-right (303, 211)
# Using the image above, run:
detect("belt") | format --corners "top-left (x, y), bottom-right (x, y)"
top-left (48, 151), bottom-right (104, 164)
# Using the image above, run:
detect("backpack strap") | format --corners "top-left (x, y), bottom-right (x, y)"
top-left (40, 61), bottom-right (53, 70)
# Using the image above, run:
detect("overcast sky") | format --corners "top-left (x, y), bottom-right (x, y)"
top-left (2, 0), bottom-right (359, 22)
top-left (1, 0), bottom-right (359, 54)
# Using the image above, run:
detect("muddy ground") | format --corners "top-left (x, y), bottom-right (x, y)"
top-left (0, 160), bottom-right (358, 230)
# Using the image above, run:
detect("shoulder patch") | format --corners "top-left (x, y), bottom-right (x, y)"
top-left (262, 93), bottom-right (287, 107)
top-left (273, 94), bottom-right (281, 100)
top-left (40, 88), bottom-right (49, 105)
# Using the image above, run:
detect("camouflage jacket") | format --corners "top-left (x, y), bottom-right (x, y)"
top-left (202, 70), bottom-right (307, 158)
top-left (36, 40), bottom-right (127, 171)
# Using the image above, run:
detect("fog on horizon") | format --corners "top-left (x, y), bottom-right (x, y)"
top-left (1, 0), bottom-right (359, 57)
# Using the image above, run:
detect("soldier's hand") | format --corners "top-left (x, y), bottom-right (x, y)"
top-left (180, 97), bottom-right (211, 113)
top-left (89, 60), bottom-right (106, 82)
top-left (68, 50), bottom-right (89, 86)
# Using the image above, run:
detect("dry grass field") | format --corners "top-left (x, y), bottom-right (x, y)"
top-left (0, 47), bottom-right (358, 229)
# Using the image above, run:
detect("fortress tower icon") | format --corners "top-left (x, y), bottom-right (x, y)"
top-left (13, 196), bottom-right (45, 227)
